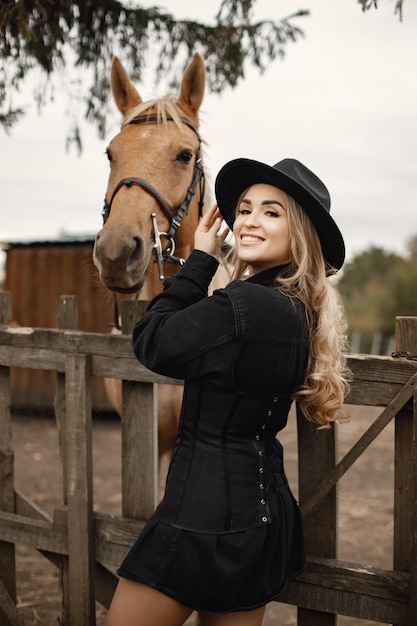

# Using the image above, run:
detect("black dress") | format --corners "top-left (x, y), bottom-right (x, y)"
top-left (117, 250), bottom-right (307, 613)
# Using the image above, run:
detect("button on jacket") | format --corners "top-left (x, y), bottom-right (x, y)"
top-left (133, 249), bottom-right (309, 534)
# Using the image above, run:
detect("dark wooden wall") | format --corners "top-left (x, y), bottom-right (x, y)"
top-left (3, 239), bottom-right (117, 411)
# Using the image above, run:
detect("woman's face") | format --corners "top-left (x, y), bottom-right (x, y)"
top-left (233, 183), bottom-right (291, 275)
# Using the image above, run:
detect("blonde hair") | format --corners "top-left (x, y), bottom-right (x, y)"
top-left (232, 191), bottom-right (350, 428)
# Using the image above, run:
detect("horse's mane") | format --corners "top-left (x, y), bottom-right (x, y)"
top-left (123, 96), bottom-right (213, 211)
top-left (123, 95), bottom-right (185, 130)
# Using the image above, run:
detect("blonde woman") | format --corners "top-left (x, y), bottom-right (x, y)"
top-left (106, 158), bottom-right (349, 626)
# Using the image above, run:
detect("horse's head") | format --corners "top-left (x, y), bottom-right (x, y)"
top-left (93, 53), bottom-right (206, 294)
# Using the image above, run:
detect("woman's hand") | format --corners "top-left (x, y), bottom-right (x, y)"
top-left (194, 204), bottom-right (229, 260)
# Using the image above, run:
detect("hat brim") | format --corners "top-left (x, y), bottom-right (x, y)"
top-left (215, 158), bottom-right (345, 270)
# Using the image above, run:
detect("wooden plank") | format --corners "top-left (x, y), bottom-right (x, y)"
top-left (0, 507), bottom-right (143, 575)
top-left (0, 579), bottom-right (24, 626)
top-left (0, 292), bottom-right (16, 608)
top-left (55, 295), bottom-right (78, 625)
top-left (0, 344), bottom-right (179, 385)
top-left (65, 353), bottom-right (96, 625)
top-left (121, 299), bottom-right (148, 334)
top-left (1, 327), bottom-right (415, 380)
top-left (282, 580), bottom-right (409, 625)
top-left (13, 492), bottom-right (118, 610)
top-left (0, 291), bottom-right (12, 324)
top-left (0, 506), bottom-right (143, 568)
top-left (279, 557), bottom-right (410, 625)
top-left (297, 406), bottom-right (337, 625)
top-left (279, 558), bottom-right (410, 625)
top-left (393, 317), bottom-right (417, 626)
top-left (121, 300), bottom-right (158, 520)
top-left (1, 325), bottom-right (415, 389)
top-left (347, 352), bottom-right (417, 384)
top-left (122, 380), bottom-right (158, 519)
top-left (301, 370), bottom-right (417, 518)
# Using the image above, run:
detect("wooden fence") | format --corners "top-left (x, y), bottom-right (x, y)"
top-left (0, 290), bottom-right (416, 625)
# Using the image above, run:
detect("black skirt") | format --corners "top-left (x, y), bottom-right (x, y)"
top-left (117, 484), bottom-right (305, 613)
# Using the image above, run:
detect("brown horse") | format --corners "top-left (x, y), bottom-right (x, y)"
top-left (93, 53), bottom-right (229, 494)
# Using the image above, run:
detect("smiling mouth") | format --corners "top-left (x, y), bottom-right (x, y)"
top-left (241, 235), bottom-right (264, 243)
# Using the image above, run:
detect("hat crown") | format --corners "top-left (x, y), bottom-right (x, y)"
top-left (273, 159), bottom-right (331, 213)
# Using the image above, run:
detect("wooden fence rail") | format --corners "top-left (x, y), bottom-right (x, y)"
top-left (0, 290), bottom-right (416, 625)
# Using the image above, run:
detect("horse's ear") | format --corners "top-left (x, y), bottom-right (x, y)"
top-left (177, 52), bottom-right (205, 118)
top-left (111, 56), bottom-right (142, 116)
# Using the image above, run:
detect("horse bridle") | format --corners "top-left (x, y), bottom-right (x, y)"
top-left (101, 113), bottom-right (205, 281)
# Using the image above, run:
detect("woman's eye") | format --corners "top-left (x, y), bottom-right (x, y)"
top-left (266, 210), bottom-right (279, 217)
top-left (237, 208), bottom-right (251, 215)
top-left (176, 150), bottom-right (193, 164)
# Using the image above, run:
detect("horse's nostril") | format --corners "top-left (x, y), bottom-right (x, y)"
top-left (127, 237), bottom-right (143, 271)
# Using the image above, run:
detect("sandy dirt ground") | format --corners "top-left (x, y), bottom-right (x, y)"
top-left (10, 403), bottom-right (394, 625)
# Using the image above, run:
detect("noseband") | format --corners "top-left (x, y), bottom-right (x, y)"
top-left (101, 113), bottom-right (205, 280)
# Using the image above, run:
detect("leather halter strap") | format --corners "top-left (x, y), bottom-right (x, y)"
top-left (101, 113), bottom-right (205, 239)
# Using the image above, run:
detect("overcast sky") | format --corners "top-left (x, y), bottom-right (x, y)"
top-left (1, 0), bottom-right (416, 271)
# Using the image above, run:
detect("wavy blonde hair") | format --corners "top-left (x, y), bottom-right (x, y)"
top-left (231, 192), bottom-right (350, 428)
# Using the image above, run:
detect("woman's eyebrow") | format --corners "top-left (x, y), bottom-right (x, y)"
top-left (240, 198), bottom-right (286, 210)
top-left (261, 200), bottom-right (286, 210)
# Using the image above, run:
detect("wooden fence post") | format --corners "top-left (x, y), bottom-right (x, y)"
top-left (297, 406), bottom-right (337, 626)
top-left (55, 294), bottom-right (78, 625)
top-left (0, 292), bottom-right (20, 626)
top-left (65, 352), bottom-right (96, 625)
top-left (393, 316), bottom-right (417, 626)
top-left (121, 301), bottom-right (158, 519)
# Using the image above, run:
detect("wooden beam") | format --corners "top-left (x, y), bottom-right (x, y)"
top-left (297, 406), bottom-right (337, 625)
top-left (0, 292), bottom-right (16, 608)
top-left (394, 317), bottom-right (417, 626)
top-left (65, 354), bottom-right (95, 625)
top-left (301, 370), bottom-right (417, 518)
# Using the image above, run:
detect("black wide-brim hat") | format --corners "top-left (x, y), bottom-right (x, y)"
top-left (215, 158), bottom-right (345, 270)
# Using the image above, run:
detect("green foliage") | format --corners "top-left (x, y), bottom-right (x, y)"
top-left (0, 0), bottom-right (308, 146)
top-left (338, 242), bottom-right (417, 337)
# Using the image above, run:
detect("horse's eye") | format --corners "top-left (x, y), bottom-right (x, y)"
top-left (106, 148), bottom-right (113, 162)
top-left (176, 150), bottom-right (193, 164)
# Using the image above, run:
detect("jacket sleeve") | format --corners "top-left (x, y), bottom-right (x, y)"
top-left (132, 250), bottom-right (237, 381)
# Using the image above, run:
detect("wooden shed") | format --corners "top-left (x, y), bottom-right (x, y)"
top-left (2, 236), bottom-right (120, 412)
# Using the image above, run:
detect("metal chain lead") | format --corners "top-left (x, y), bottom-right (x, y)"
top-left (391, 350), bottom-right (417, 361)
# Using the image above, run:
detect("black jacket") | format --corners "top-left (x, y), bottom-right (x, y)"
top-left (133, 250), bottom-right (309, 533)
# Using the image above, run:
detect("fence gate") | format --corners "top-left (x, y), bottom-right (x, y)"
top-left (0, 291), bottom-right (416, 625)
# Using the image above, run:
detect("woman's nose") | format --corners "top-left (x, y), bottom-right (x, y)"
top-left (243, 211), bottom-right (259, 227)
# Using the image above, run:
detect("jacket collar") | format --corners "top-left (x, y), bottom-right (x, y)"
top-left (245, 264), bottom-right (291, 287)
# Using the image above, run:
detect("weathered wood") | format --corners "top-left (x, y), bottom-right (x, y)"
top-left (395, 316), bottom-right (417, 353)
top-left (297, 406), bottom-right (337, 626)
top-left (1, 325), bottom-right (415, 390)
top-left (65, 353), bottom-right (96, 625)
top-left (120, 300), bottom-right (158, 520)
top-left (279, 555), bottom-right (410, 624)
top-left (0, 506), bottom-right (144, 567)
top-left (55, 295), bottom-right (78, 625)
top-left (13, 491), bottom-right (118, 609)
top-left (2, 295), bottom-right (417, 624)
top-left (394, 317), bottom-right (417, 626)
top-left (121, 299), bottom-right (148, 335)
top-left (301, 370), bottom-right (417, 518)
top-left (122, 381), bottom-right (158, 519)
top-left (0, 500), bottom-right (412, 622)
top-left (0, 292), bottom-right (12, 325)
top-left (0, 579), bottom-right (24, 626)
top-left (0, 293), bottom-right (16, 609)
